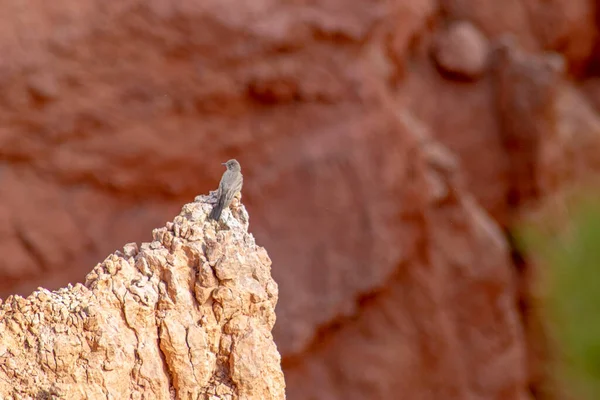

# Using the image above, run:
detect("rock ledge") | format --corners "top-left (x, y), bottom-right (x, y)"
top-left (0, 193), bottom-right (285, 400)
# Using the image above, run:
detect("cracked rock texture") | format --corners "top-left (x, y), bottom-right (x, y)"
top-left (0, 195), bottom-right (285, 400)
top-left (2, 0), bottom-right (600, 399)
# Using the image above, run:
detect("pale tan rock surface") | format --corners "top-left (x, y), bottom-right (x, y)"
top-left (433, 21), bottom-right (489, 79)
top-left (0, 195), bottom-right (285, 400)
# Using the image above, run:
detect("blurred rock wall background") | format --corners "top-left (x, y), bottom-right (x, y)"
top-left (1, 0), bottom-right (600, 398)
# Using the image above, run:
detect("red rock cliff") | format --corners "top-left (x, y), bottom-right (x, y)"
top-left (1, 0), bottom-right (600, 398)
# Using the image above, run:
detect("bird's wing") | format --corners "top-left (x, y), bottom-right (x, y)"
top-left (215, 174), bottom-right (227, 197)
top-left (223, 175), bottom-right (243, 207)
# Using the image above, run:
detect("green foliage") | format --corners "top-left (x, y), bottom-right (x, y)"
top-left (518, 199), bottom-right (600, 399)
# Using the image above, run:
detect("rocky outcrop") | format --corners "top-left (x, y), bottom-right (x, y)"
top-left (0, 195), bottom-right (285, 400)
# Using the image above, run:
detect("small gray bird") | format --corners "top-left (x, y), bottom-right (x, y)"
top-left (209, 159), bottom-right (243, 221)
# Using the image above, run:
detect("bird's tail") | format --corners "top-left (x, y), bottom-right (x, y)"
top-left (209, 195), bottom-right (225, 221)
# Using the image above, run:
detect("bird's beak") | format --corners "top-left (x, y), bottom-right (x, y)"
top-left (221, 163), bottom-right (226, 166)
